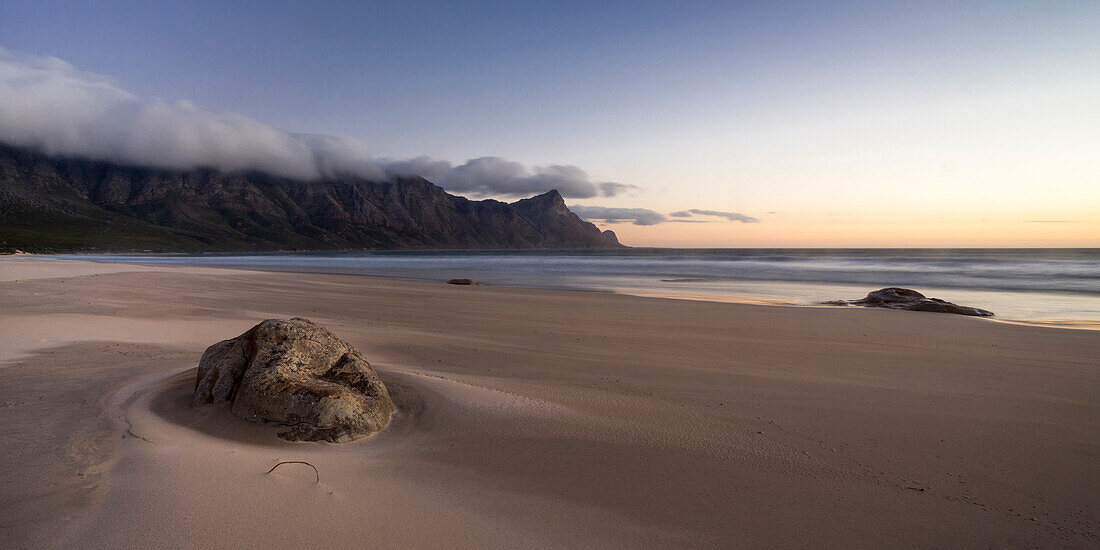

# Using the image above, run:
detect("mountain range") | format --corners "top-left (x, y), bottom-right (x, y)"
top-left (0, 143), bottom-right (621, 252)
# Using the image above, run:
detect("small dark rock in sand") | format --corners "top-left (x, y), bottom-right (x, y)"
top-left (192, 318), bottom-right (394, 442)
top-left (828, 287), bottom-right (994, 317)
top-left (447, 278), bottom-right (479, 285)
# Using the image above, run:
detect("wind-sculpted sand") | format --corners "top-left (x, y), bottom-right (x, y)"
top-left (1, 256), bottom-right (1097, 548)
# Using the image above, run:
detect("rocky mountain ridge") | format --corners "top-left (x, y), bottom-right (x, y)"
top-left (0, 143), bottom-right (622, 252)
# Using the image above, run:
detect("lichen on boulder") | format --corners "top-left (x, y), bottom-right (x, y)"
top-left (192, 318), bottom-right (394, 442)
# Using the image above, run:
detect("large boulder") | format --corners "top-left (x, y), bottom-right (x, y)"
top-left (192, 318), bottom-right (394, 442)
top-left (828, 287), bottom-right (994, 317)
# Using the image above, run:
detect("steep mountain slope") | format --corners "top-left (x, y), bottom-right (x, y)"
top-left (0, 144), bottom-right (622, 252)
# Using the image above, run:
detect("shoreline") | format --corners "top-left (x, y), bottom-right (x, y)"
top-left (12, 253), bottom-right (1100, 331)
top-left (1, 256), bottom-right (1098, 548)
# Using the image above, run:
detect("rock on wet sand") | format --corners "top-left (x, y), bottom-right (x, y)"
top-left (828, 287), bottom-right (994, 317)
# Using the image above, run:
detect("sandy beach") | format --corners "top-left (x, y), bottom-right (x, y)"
top-left (1, 256), bottom-right (1097, 548)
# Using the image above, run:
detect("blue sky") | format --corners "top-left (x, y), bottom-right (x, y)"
top-left (2, 1), bottom-right (1098, 245)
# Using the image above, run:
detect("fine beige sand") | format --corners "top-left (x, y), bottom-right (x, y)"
top-left (1, 256), bottom-right (1097, 548)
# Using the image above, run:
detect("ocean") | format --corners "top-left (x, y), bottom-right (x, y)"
top-left (54, 248), bottom-right (1100, 328)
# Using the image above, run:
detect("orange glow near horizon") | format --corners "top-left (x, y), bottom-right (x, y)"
top-left (597, 217), bottom-right (1100, 248)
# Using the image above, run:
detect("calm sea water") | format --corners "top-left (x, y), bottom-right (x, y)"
top-left (55, 249), bottom-right (1100, 328)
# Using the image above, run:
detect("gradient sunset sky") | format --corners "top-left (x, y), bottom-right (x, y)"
top-left (2, 1), bottom-right (1097, 247)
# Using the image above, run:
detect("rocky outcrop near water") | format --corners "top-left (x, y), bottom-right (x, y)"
top-left (192, 318), bottom-right (394, 442)
top-left (0, 143), bottom-right (624, 252)
top-left (827, 287), bottom-right (994, 317)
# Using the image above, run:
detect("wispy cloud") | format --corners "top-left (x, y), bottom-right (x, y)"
top-left (0, 47), bottom-right (633, 199)
top-left (599, 182), bottom-right (642, 197)
top-left (673, 209), bottom-right (760, 223)
top-left (569, 206), bottom-right (667, 226)
top-left (574, 206), bottom-right (758, 226)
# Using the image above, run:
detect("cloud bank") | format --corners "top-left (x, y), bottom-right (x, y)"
top-left (670, 209), bottom-right (759, 223)
top-left (0, 47), bottom-right (628, 199)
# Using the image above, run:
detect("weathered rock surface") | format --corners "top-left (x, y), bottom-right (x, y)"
top-left (192, 318), bottom-right (394, 442)
top-left (827, 287), bottom-right (994, 317)
top-left (446, 278), bottom-right (478, 285)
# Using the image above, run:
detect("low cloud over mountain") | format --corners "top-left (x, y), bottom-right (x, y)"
top-left (0, 48), bottom-right (628, 199)
top-left (386, 156), bottom-right (629, 199)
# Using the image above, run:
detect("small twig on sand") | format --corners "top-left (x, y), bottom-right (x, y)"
top-left (266, 461), bottom-right (319, 483)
